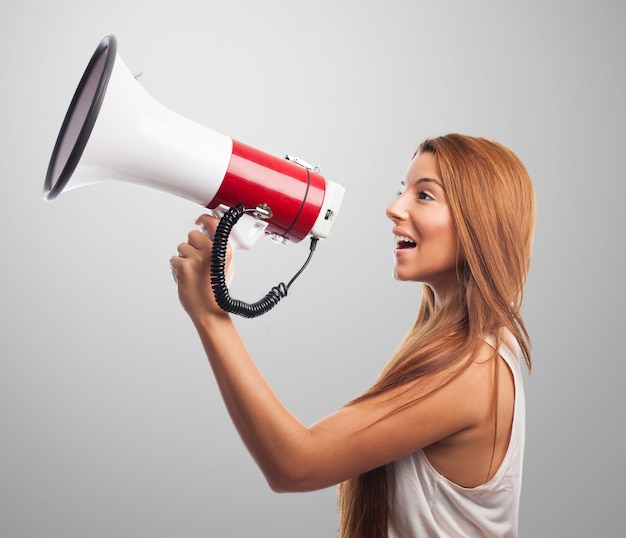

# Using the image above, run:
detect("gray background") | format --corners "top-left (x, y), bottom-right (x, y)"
top-left (1, 0), bottom-right (624, 536)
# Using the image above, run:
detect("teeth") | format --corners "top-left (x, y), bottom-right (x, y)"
top-left (394, 235), bottom-right (416, 245)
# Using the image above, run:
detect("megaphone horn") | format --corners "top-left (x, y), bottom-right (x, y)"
top-left (44, 35), bottom-right (346, 318)
top-left (44, 35), bottom-right (345, 250)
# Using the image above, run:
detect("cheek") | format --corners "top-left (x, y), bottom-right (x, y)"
top-left (422, 210), bottom-right (456, 240)
top-left (427, 218), bottom-right (459, 258)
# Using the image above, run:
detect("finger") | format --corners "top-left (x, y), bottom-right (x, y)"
top-left (170, 260), bottom-right (178, 283)
top-left (186, 229), bottom-right (214, 251)
top-left (169, 252), bottom-right (197, 282)
top-left (196, 214), bottom-right (220, 236)
top-left (169, 253), bottom-right (183, 281)
top-left (176, 241), bottom-right (201, 258)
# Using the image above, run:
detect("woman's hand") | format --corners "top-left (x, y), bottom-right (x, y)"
top-left (170, 213), bottom-right (234, 321)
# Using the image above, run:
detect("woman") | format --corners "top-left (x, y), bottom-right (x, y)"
top-left (170, 133), bottom-right (536, 537)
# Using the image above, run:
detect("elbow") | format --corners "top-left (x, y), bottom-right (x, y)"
top-left (265, 472), bottom-right (306, 494)
top-left (267, 475), bottom-right (295, 493)
top-left (264, 466), bottom-right (321, 494)
top-left (261, 434), bottom-right (333, 493)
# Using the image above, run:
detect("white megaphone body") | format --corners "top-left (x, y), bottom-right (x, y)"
top-left (44, 35), bottom-right (345, 252)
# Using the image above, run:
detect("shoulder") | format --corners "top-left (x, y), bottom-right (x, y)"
top-left (370, 340), bottom-right (502, 448)
top-left (431, 340), bottom-right (501, 425)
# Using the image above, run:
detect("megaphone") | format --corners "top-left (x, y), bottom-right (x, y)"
top-left (44, 35), bottom-right (345, 317)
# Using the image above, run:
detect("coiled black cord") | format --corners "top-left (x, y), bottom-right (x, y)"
top-left (210, 205), bottom-right (318, 318)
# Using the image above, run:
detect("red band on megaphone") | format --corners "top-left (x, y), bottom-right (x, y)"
top-left (209, 140), bottom-right (326, 242)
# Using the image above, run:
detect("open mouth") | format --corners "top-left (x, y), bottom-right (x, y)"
top-left (395, 235), bottom-right (417, 249)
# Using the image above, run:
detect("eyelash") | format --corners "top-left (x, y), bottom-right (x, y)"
top-left (417, 191), bottom-right (434, 201)
top-left (395, 190), bottom-right (434, 201)
top-left (396, 185), bottom-right (435, 201)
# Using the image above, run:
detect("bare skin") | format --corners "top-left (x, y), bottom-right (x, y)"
top-left (169, 153), bottom-right (515, 492)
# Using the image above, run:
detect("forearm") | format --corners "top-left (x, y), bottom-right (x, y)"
top-left (190, 311), bottom-right (312, 491)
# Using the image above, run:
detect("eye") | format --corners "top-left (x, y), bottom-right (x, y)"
top-left (417, 190), bottom-right (434, 201)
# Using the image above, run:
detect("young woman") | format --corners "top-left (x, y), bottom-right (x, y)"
top-left (170, 133), bottom-right (536, 537)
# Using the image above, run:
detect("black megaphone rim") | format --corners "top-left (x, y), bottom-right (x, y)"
top-left (44, 35), bottom-right (118, 200)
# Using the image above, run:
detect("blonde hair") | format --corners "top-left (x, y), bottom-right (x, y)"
top-left (338, 134), bottom-right (535, 538)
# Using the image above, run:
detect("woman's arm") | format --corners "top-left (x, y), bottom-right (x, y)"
top-left (170, 215), bottom-right (493, 492)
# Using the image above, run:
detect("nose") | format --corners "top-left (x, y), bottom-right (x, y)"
top-left (386, 194), bottom-right (407, 222)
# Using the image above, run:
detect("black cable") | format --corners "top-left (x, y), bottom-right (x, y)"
top-left (278, 167), bottom-right (311, 239)
top-left (210, 205), bottom-right (319, 318)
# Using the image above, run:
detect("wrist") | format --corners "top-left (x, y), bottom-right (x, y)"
top-left (190, 306), bottom-right (233, 331)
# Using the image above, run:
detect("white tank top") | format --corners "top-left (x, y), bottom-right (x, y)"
top-left (386, 336), bottom-right (525, 537)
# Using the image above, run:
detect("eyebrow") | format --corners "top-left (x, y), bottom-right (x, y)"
top-left (416, 177), bottom-right (444, 189)
top-left (400, 177), bottom-right (444, 190)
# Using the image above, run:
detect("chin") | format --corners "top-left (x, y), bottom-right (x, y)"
top-left (392, 268), bottom-right (412, 282)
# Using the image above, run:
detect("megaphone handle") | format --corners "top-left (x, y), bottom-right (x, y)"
top-left (210, 205), bottom-right (318, 318)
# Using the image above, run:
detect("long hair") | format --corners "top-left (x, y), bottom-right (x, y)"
top-left (338, 134), bottom-right (536, 538)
